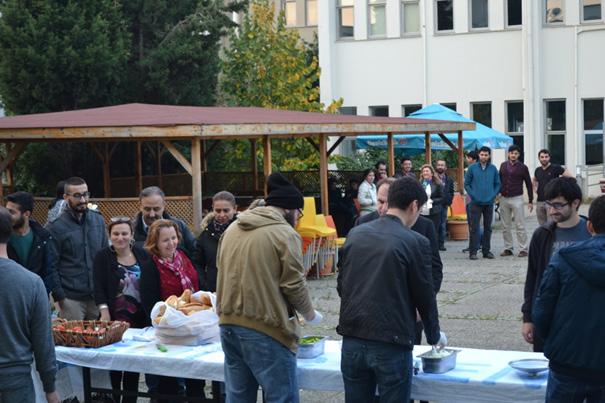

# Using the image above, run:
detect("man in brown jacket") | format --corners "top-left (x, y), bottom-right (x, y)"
top-left (216, 173), bottom-right (321, 403)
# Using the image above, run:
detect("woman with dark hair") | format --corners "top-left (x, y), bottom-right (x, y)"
top-left (194, 191), bottom-right (237, 293)
top-left (139, 219), bottom-right (203, 402)
top-left (419, 164), bottom-right (444, 235)
top-left (357, 168), bottom-right (377, 216)
top-left (93, 216), bottom-right (151, 403)
top-left (46, 180), bottom-right (66, 224)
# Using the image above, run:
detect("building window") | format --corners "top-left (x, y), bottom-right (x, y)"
top-left (545, 100), bottom-right (566, 165)
top-left (470, 0), bottom-right (488, 29)
top-left (472, 102), bottom-right (492, 127)
top-left (442, 102), bottom-right (457, 111)
top-left (369, 105), bottom-right (389, 116)
top-left (338, 0), bottom-right (355, 38)
top-left (436, 0), bottom-right (454, 32)
top-left (584, 99), bottom-right (604, 165)
top-left (284, 0), bottom-right (297, 27)
top-left (582, 0), bottom-right (602, 22)
top-left (369, 0), bottom-right (387, 36)
top-left (506, 0), bottom-right (522, 26)
top-left (545, 0), bottom-right (564, 24)
top-left (402, 104), bottom-right (422, 117)
top-left (306, 0), bottom-right (318, 26)
top-left (506, 101), bottom-right (524, 157)
top-left (339, 106), bottom-right (358, 115)
top-left (402, 1), bottom-right (420, 34)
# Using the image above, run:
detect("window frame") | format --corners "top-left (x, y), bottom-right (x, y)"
top-left (306, 0), bottom-right (318, 26)
top-left (505, 0), bottom-right (523, 28)
top-left (505, 101), bottom-right (524, 155)
top-left (469, 0), bottom-right (489, 30)
top-left (544, 99), bottom-right (567, 165)
top-left (471, 101), bottom-right (493, 128)
top-left (434, 0), bottom-right (455, 33)
top-left (283, 0), bottom-right (298, 27)
top-left (369, 105), bottom-right (390, 117)
top-left (401, 0), bottom-right (421, 35)
top-left (580, 0), bottom-right (603, 23)
top-left (441, 102), bottom-right (457, 111)
top-left (337, 0), bottom-right (355, 39)
top-left (544, 0), bottom-right (565, 26)
top-left (582, 98), bottom-right (604, 165)
top-left (402, 104), bottom-right (423, 117)
top-left (368, 0), bottom-right (388, 38)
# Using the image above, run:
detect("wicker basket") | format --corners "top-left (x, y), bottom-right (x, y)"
top-left (52, 319), bottom-right (130, 348)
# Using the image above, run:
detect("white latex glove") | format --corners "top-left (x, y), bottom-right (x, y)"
top-left (305, 310), bottom-right (323, 325)
top-left (435, 331), bottom-right (448, 348)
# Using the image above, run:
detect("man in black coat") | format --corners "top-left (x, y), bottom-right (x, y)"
top-left (338, 177), bottom-right (446, 402)
top-left (435, 160), bottom-right (455, 251)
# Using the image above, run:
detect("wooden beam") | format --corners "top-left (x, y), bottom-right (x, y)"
top-left (0, 142), bottom-right (26, 173)
top-left (457, 131), bottom-right (465, 194)
top-left (103, 143), bottom-right (111, 197)
top-left (161, 140), bottom-right (192, 175)
top-left (135, 141), bottom-right (143, 194)
top-left (191, 138), bottom-right (202, 234)
top-left (263, 136), bottom-right (272, 196)
top-left (327, 136), bottom-right (346, 157)
top-left (424, 132), bottom-right (431, 165)
top-left (319, 134), bottom-right (329, 215)
top-left (201, 140), bottom-right (207, 171)
top-left (437, 133), bottom-right (458, 153)
top-left (306, 137), bottom-right (319, 152)
top-left (109, 142), bottom-right (119, 159)
top-left (250, 139), bottom-right (259, 193)
top-left (387, 133), bottom-right (395, 177)
top-left (157, 142), bottom-right (163, 189)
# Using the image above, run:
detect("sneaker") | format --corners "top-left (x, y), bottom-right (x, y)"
top-left (483, 252), bottom-right (495, 259)
top-left (518, 250), bottom-right (528, 257)
top-left (469, 253), bottom-right (478, 260)
top-left (500, 249), bottom-right (513, 257)
top-left (439, 246), bottom-right (447, 251)
top-left (462, 247), bottom-right (470, 253)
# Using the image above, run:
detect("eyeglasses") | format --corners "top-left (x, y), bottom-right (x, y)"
top-left (66, 191), bottom-right (90, 199)
top-left (110, 216), bottom-right (132, 224)
top-left (545, 201), bottom-right (570, 210)
top-left (213, 208), bottom-right (232, 214)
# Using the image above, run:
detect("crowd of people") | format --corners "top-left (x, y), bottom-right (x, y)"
top-left (0, 145), bottom-right (604, 403)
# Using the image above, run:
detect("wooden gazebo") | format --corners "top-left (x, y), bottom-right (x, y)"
top-left (0, 103), bottom-right (474, 232)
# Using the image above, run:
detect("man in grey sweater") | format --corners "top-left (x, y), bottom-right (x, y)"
top-left (0, 206), bottom-right (59, 403)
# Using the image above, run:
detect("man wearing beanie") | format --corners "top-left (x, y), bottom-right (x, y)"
top-left (216, 173), bottom-right (322, 403)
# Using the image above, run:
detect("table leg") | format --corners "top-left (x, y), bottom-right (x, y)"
top-left (82, 367), bottom-right (92, 403)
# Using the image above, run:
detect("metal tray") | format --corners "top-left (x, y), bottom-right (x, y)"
top-left (509, 359), bottom-right (549, 376)
top-left (297, 336), bottom-right (326, 359)
top-left (417, 349), bottom-right (459, 374)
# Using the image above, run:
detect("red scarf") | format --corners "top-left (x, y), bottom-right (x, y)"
top-left (153, 250), bottom-right (195, 291)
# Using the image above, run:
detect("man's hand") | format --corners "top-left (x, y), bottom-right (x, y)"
top-left (99, 309), bottom-right (111, 322)
top-left (522, 322), bottom-right (534, 344)
top-left (46, 391), bottom-right (60, 403)
top-left (304, 310), bottom-right (323, 325)
top-left (435, 331), bottom-right (448, 349)
top-left (528, 203), bottom-right (534, 213)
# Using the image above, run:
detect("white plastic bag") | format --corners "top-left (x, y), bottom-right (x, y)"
top-left (150, 291), bottom-right (219, 344)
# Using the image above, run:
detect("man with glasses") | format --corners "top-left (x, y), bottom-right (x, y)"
top-left (521, 177), bottom-right (590, 352)
top-left (47, 177), bottom-right (108, 320)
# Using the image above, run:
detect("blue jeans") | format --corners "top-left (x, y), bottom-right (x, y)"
top-left (341, 336), bottom-right (413, 403)
top-left (220, 325), bottom-right (299, 403)
top-left (438, 208), bottom-right (448, 247)
top-left (0, 373), bottom-right (35, 403)
top-left (546, 369), bottom-right (605, 403)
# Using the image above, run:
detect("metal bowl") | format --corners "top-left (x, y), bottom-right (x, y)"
top-left (509, 358), bottom-right (549, 376)
top-left (417, 348), bottom-right (459, 374)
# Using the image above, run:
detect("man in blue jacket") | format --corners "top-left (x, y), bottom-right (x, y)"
top-left (464, 146), bottom-right (501, 260)
top-left (533, 195), bottom-right (605, 402)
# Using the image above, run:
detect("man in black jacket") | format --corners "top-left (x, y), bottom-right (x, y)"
top-left (521, 177), bottom-right (590, 352)
top-left (5, 192), bottom-right (60, 300)
top-left (133, 186), bottom-right (196, 258)
top-left (338, 177), bottom-right (446, 402)
top-left (435, 160), bottom-right (455, 251)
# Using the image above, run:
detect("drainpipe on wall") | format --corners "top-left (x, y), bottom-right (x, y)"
top-left (422, 0), bottom-right (429, 106)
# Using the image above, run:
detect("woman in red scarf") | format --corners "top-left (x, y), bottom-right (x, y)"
top-left (140, 219), bottom-right (202, 402)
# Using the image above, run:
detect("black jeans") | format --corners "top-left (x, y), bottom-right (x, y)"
top-left (110, 370), bottom-right (139, 403)
top-left (469, 203), bottom-right (493, 254)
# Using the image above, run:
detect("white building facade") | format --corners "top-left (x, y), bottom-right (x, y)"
top-left (318, 0), bottom-right (605, 174)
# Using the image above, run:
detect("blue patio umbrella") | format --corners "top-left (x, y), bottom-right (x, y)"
top-left (356, 104), bottom-right (513, 152)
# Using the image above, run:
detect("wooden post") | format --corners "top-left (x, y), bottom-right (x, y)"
top-left (319, 134), bottom-right (329, 215)
top-left (191, 138), bottom-right (203, 233)
top-left (135, 141), bottom-right (143, 194)
top-left (7, 167), bottom-right (13, 194)
top-left (263, 136), bottom-right (272, 196)
top-left (201, 140), bottom-right (207, 172)
top-left (103, 143), bottom-right (111, 197)
top-left (425, 132), bottom-right (432, 165)
top-left (156, 141), bottom-right (163, 189)
top-left (387, 133), bottom-right (395, 177)
top-left (457, 130), bottom-right (465, 194)
top-left (250, 139), bottom-right (259, 193)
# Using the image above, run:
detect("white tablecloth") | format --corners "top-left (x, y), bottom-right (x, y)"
top-left (49, 329), bottom-right (547, 402)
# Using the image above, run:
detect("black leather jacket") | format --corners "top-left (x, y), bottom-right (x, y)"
top-left (337, 215), bottom-right (441, 348)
